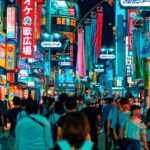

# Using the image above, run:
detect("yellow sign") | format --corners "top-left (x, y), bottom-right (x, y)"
top-left (0, 47), bottom-right (5, 68)
top-left (6, 43), bottom-right (15, 70)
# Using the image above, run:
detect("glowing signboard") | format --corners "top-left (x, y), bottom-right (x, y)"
top-left (100, 54), bottom-right (115, 59)
top-left (41, 42), bottom-right (62, 48)
top-left (120, 0), bottom-right (150, 7)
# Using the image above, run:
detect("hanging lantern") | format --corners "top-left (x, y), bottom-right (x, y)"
top-left (68, 6), bottom-right (76, 16)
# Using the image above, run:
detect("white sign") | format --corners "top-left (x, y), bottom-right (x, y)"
top-left (59, 62), bottom-right (71, 66)
top-left (94, 68), bottom-right (104, 72)
top-left (120, 0), bottom-right (150, 7)
top-left (100, 54), bottom-right (115, 59)
top-left (41, 42), bottom-right (62, 48)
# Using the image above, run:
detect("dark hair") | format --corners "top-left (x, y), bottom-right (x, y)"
top-left (59, 93), bottom-right (68, 103)
top-left (55, 101), bottom-right (65, 115)
top-left (5, 95), bottom-right (8, 99)
top-left (63, 112), bottom-right (90, 148)
top-left (78, 95), bottom-right (84, 102)
top-left (120, 97), bottom-right (129, 105)
top-left (105, 97), bottom-right (114, 104)
top-left (20, 100), bottom-right (26, 107)
top-left (48, 97), bottom-right (55, 106)
top-left (65, 96), bottom-right (77, 110)
top-left (13, 96), bottom-right (21, 106)
top-left (146, 108), bottom-right (150, 124)
top-left (130, 105), bottom-right (141, 112)
top-left (42, 96), bottom-right (47, 103)
top-left (25, 100), bottom-right (39, 115)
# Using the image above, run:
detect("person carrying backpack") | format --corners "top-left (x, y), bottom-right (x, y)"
top-left (52, 112), bottom-right (97, 150)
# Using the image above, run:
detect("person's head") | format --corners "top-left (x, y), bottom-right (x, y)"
top-left (105, 97), bottom-right (115, 105)
top-left (5, 95), bottom-right (8, 99)
top-left (55, 101), bottom-right (65, 115)
top-left (25, 100), bottom-right (39, 115)
top-left (78, 95), bottom-right (84, 104)
top-left (120, 97), bottom-right (130, 111)
top-left (134, 97), bottom-right (139, 103)
top-left (65, 96), bottom-right (77, 112)
top-left (59, 93), bottom-right (68, 103)
top-left (42, 96), bottom-right (47, 103)
top-left (115, 97), bottom-right (121, 109)
top-left (130, 105), bottom-right (141, 117)
top-left (48, 97), bottom-right (55, 106)
top-left (127, 97), bottom-right (133, 106)
top-left (62, 112), bottom-right (90, 141)
top-left (13, 96), bottom-right (21, 106)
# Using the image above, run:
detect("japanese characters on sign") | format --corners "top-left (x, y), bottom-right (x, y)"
top-left (20, 0), bottom-right (34, 58)
top-left (7, 7), bottom-right (16, 39)
top-left (6, 43), bottom-right (15, 70)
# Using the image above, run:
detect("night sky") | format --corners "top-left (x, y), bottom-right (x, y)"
top-left (77, 0), bottom-right (115, 47)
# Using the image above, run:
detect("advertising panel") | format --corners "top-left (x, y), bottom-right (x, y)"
top-left (0, 75), bottom-right (6, 85)
top-left (120, 0), bottom-right (150, 7)
top-left (18, 69), bottom-right (29, 83)
top-left (20, 0), bottom-right (34, 58)
top-left (7, 72), bottom-right (15, 84)
top-left (7, 7), bottom-right (16, 39)
top-left (37, 5), bottom-right (41, 39)
top-left (128, 9), bottom-right (138, 51)
top-left (6, 43), bottom-right (15, 70)
top-left (0, 31), bottom-right (6, 48)
top-left (0, 47), bottom-right (5, 68)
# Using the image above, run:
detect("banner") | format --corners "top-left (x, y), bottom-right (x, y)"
top-left (20, 0), bottom-right (34, 58)
top-left (0, 31), bottom-right (6, 48)
top-left (0, 47), bottom-right (5, 68)
top-left (37, 5), bottom-right (41, 40)
top-left (7, 72), bottom-right (15, 84)
top-left (7, 7), bottom-right (16, 39)
top-left (128, 9), bottom-right (138, 51)
top-left (6, 43), bottom-right (15, 70)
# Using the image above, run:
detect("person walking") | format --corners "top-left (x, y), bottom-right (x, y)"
top-left (15, 100), bottom-right (53, 150)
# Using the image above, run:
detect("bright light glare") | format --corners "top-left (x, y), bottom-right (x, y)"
top-left (56, 1), bottom-right (67, 7)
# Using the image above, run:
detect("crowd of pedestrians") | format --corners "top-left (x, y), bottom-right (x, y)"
top-left (0, 93), bottom-right (149, 150)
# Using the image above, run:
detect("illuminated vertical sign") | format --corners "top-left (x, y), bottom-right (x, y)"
top-left (20, 0), bottom-right (34, 58)
top-left (7, 7), bottom-right (16, 39)
top-left (0, 47), bottom-right (5, 68)
top-left (6, 43), bottom-right (15, 70)
top-left (37, 5), bottom-right (41, 39)
top-left (128, 9), bottom-right (138, 51)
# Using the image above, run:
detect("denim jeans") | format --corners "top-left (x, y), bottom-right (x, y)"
top-left (126, 138), bottom-right (140, 150)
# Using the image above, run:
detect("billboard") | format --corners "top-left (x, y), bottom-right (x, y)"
top-left (0, 47), bottom-right (5, 68)
top-left (20, 0), bottom-right (34, 58)
top-left (7, 7), bottom-right (16, 39)
top-left (6, 43), bottom-right (15, 70)
top-left (128, 9), bottom-right (138, 51)
top-left (120, 0), bottom-right (150, 7)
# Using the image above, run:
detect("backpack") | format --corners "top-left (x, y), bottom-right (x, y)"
top-left (57, 140), bottom-right (94, 150)
top-left (50, 113), bottom-right (58, 142)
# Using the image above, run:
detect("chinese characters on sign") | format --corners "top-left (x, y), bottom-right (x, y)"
top-left (7, 7), bottom-right (16, 39)
top-left (6, 43), bottom-right (15, 70)
top-left (20, 0), bottom-right (34, 58)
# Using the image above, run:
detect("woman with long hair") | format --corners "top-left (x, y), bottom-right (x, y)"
top-left (124, 105), bottom-right (148, 150)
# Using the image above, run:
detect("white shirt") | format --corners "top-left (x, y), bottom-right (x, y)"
top-left (15, 114), bottom-right (53, 150)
